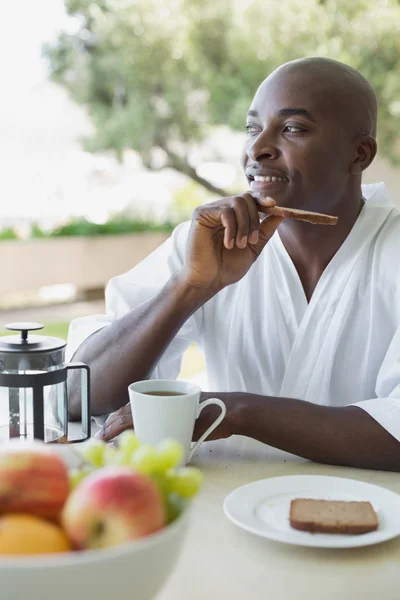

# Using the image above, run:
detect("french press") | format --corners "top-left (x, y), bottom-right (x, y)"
top-left (0, 322), bottom-right (90, 443)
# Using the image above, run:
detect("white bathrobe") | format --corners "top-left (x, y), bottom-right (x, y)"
top-left (67, 183), bottom-right (400, 441)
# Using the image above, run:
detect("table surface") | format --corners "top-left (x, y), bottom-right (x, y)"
top-left (152, 435), bottom-right (400, 600)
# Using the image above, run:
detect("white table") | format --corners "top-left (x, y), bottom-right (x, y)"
top-left (156, 436), bottom-right (400, 600)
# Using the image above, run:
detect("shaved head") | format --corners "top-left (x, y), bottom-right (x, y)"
top-left (266, 57), bottom-right (377, 138)
top-left (243, 57), bottom-right (378, 214)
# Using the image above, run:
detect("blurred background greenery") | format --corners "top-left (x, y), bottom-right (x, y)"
top-left (45, 0), bottom-right (400, 187)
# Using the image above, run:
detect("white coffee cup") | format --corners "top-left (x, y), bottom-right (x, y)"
top-left (128, 380), bottom-right (226, 464)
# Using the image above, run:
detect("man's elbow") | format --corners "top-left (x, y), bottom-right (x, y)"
top-left (67, 391), bottom-right (82, 422)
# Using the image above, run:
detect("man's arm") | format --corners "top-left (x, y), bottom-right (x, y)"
top-left (69, 195), bottom-right (281, 420)
top-left (96, 390), bottom-right (400, 472)
top-left (216, 393), bottom-right (400, 472)
top-left (69, 274), bottom-right (209, 420)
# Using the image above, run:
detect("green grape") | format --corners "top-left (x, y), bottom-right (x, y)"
top-left (130, 445), bottom-right (158, 475)
top-left (81, 439), bottom-right (106, 467)
top-left (117, 431), bottom-right (141, 458)
top-left (103, 444), bottom-right (120, 465)
top-left (102, 444), bottom-right (133, 466)
top-left (108, 451), bottom-right (132, 466)
top-left (165, 493), bottom-right (188, 524)
top-left (154, 439), bottom-right (184, 472)
top-left (150, 473), bottom-right (170, 501)
top-left (69, 467), bottom-right (92, 490)
top-left (167, 467), bottom-right (203, 498)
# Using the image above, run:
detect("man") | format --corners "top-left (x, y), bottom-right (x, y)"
top-left (67, 57), bottom-right (400, 471)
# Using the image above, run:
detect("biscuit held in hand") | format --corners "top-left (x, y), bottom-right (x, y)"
top-left (255, 195), bottom-right (338, 225)
top-left (267, 206), bottom-right (338, 225)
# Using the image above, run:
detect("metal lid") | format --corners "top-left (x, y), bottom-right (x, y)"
top-left (0, 323), bottom-right (66, 354)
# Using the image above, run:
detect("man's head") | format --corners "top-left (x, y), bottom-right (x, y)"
top-left (243, 57), bottom-right (377, 213)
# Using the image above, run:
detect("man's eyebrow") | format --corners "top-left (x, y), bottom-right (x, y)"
top-left (277, 108), bottom-right (316, 122)
top-left (246, 108), bottom-right (316, 122)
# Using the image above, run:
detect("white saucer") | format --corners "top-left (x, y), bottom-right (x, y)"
top-left (223, 475), bottom-right (400, 548)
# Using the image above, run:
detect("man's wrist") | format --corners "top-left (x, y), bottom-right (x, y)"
top-left (173, 271), bottom-right (219, 308)
top-left (226, 392), bottom-right (254, 437)
top-left (228, 392), bottom-right (271, 438)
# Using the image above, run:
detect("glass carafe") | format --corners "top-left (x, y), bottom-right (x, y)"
top-left (0, 322), bottom-right (90, 443)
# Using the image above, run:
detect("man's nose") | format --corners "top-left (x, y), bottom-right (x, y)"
top-left (246, 131), bottom-right (279, 161)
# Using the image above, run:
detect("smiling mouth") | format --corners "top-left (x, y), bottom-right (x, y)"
top-left (249, 175), bottom-right (290, 194)
top-left (251, 175), bottom-right (289, 183)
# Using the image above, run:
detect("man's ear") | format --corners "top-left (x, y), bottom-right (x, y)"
top-left (350, 135), bottom-right (377, 175)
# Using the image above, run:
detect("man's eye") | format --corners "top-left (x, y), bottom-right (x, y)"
top-left (245, 125), bottom-right (261, 134)
top-left (283, 125), bottom-right (304, 133)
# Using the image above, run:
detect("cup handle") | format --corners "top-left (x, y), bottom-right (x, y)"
top-left (188, 398), bottom-right (227, 461)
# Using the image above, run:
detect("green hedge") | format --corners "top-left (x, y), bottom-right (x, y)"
top-left (0, 227), bottom-right (19, 240)
top-left (0, 216), bottom-right (177, 241)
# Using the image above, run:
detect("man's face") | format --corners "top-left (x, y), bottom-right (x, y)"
top-left (242, 68), bottom-right (356, 212)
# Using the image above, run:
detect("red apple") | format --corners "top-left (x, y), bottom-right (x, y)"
top-left (0, 440), bottom-right (69, 521)
top-left (62, 466), bottom-right (166, 550)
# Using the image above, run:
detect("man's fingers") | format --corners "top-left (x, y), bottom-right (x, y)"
top-left (252, 194), bottom-right (277, 213)
top-left (232, 196), bottom-right (251, 248)
top-left (194, 204), bottom-right (237, 250)
top-left (95, 404), bottom-right (133, 442)
top-left (194, 194), bottom-right (277, 251)
top-left (257, 215), bottom-right (284, 247)
top-left (242, 193), bottom-right (262, 244)
top-left (252, 194), bottom-right (276, 207)
top-left (220, 208), bottom-right (237, 249)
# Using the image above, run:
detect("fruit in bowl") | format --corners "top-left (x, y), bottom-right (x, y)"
top-left (72, 433), bottom-right (202, 527)
top-left (0, 440), bottom-right (69, 521)
top-left (0, 514), bottom-right (72, 555)
top-left (0, 434), bottom-right (202, 600)
top-left (0, 501), bottom-right (190, 600)
top-left (63, 467), bottom-right (166, 549)
top-left (0, 434), bottom-right (201, 555)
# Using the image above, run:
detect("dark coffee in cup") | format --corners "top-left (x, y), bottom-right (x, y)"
top-left (143, 391), bottom-right (186, 397)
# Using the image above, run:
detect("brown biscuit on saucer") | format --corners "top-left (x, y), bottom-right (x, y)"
top-left (289, 498), bottom-right (378, 534)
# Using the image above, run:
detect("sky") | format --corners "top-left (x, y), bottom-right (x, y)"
top-left (0, 0), bottom-right (71, 96)
top-left (0, 1), bottom-right (240, 227)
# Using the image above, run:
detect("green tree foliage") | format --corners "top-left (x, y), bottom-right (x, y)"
top-left (45, 0), bottom-right (400, 195)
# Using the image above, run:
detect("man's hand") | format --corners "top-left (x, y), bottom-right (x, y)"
top-left (94, 393), bottom-right (238, 443)
top-left (94, 404), bottom-right (133, 442)
top-left (179, 194), bottom-right (283, 294)
top-left (193, 392), bottom-right (236, 441)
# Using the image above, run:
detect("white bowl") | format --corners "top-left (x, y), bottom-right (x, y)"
top-left (0, 510), bottom-right (190, 600)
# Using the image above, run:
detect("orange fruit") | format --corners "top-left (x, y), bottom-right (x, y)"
top-left (0, 514), bottom-right (72, 555)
